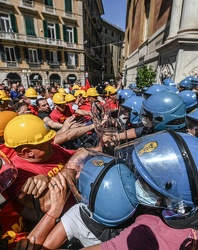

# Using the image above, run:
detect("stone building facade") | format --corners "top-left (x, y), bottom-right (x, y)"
top-left (124, 0), bottom-right (198, 86)
top-left (83, 0), bottom-right (104, 86)
top-left (101, 18), bottom-right (125, 84)
top-left (0, 0), bottom-right (85, 87)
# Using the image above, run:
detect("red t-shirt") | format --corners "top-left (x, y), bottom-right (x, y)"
top-left (105, 99), bottom-right (118, 110)
top-left (0, 192), bottom-right (28, 250)
top-left (28, 104), bottom-right (38, 116)
top-left (6, 144), bottom-right (75, 199)
top-left (0, 144), bottom-right (16, 159)
top-left (50, 106), bottom-right (72, 123)
top-left (79, 102), bottom-right (91, 112)
top-left (78, 102), bottom-right (92, 122)
top-left (67, 103), bottom-right (76, 115)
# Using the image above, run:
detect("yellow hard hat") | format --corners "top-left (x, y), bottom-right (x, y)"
top-left (0, 111), bottom-right (18, 136)
top-left (74, 90), bottom-right (87, 98)
top-left (104, 86), bottom-right (117, 96)
top-left (87, 88), bottom-right (99, 97)
top-left (0, 90), bottom-right (10, 100)
top-left (72, 84), bottom-right (80, 90)
top-left (4, 114), bottom-right (56, 148)
top-left (25, 88), bottom-right (38, 98)
top-left (65, 94), bottom-right (76, 102)
top-left (52, 93), bottom-right (66, 104)
top-left (58, 88), bottom-right (67, 95)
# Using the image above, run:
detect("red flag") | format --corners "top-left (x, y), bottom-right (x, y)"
top-left (85, 78), bottom-right (91, 89)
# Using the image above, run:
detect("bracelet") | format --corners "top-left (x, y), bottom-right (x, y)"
top-left (45, 213), bottom-right (61, 223)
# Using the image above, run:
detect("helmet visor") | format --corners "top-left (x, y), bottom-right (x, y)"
top-left (140, 107), bottom-right (164, 128)
top-left (115, 131), bottom-right (197, 218)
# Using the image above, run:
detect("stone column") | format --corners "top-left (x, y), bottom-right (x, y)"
top-left (179, 0), bottom-right (198, 32)
top-left (168, 0), bottom-right (183, 38)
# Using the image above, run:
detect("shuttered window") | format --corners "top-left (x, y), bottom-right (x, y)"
top-left (45, 0), bottom-right (53, 7)
top-left (65, 0), bottom-right (72, 12)
top-left (24, 16), bottom-right (36, 36)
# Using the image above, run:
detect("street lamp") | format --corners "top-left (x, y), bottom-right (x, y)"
top-left (22, 69), bottom-right (31, 88)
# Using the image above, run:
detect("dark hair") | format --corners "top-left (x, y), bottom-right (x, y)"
top-left (37, 88), bottom-right (46, 94)
top-left (36, 97), bottom-right (46, 107)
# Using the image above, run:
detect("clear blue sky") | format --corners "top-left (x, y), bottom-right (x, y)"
top-left (102, 0), bottom-right (126, 30)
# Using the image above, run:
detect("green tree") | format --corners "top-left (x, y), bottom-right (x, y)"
top-left (136, 65), bottom-right (157, 89)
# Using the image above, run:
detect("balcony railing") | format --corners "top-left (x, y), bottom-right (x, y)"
top-left (65, 12), bottom-right (74, 19)
top-left (44, 5), bottom-right (55, 14)
top-left (0, 31), bottom-right (66, 47)
top-left (27, 62), bottom-right (41, 68)
top-left (67, 43), bottom-right (76, 48)
top-left (0, 31), bottom-right (15, 39)
top-left (48, 62), bottom-right (60, 69)
top-left (67, 64), bottom-right (76, 69)
top-left (22, 0), bottom-right (34, 8)
top-left (6, 61), bottom-right (18, 67)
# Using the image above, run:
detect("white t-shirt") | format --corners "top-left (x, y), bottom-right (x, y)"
top-left (61, 203), bottom-right (102, 247)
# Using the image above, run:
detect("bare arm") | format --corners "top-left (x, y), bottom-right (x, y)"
top-left (43, 117), bottom-right (63, 130)
top-left (75, 109), bottom-right (92, 117)
top-left (15, 173), bottom-right (67, 250)
top-left (54, 124), bottom-right (95, 145)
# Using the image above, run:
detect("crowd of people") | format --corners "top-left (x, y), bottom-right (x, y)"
top-left (1, 75), bottom-right (198, 250)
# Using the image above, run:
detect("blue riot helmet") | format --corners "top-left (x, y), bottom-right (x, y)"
top-left (77, 153), bottom-right (138, 226)
top-left (167, 85), bottom-right (179, 94)
top-left (163, 78), bottom-right (176, 87)
top-left (117, 89), bottom-right (136, 104)
top-left (133, 130), bottom-right (198, 220)
top-left (128, 83), bottom-right (137, 90)
top-left (179, 90), bottom-right (198, 113)
top-left (121, 96), bottom-right (144, 125)
top-left (115, 130), bottom-right (198, 221)
top-left (187, 107), bottom-right (198, 122)
top-left (185, 76), bottom-right (196, 82)
top-left (143, 84), bottom-right (169, 99)
top-left (178, 78), bottom-right (194, 91)
top-left (140, 91), bottom-right (186, 131)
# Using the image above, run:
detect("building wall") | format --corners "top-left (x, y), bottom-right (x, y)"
top-left (83, 0), bottom-right (104, 86)
top-left (124, 0), bottom-right (198, 87)
top-left (0, 0), bottom-right (85, 87)
top-left (101, 19), bottom-right (125, 84)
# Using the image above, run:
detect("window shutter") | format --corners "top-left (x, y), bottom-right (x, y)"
top-left (0, 45), bottom-right (6, 62)
top-left (43, 20), bottom-right (48, 38)
top-left (55, 23), bottom-right (60, 40)
top-left (10, 14), bottom-right (18, 33)
top-left (63, 24), bottom-right (68, 42)
top-left (15, 46), bottom-right (21, 62)
top-left (64, 52), bottom-right (68, 65)
top-left (38, 49), bottom-right (43, 63)
top-left (45, 0), bottom-right (53, 7)
top-left (75, 53), bottom-right (78, 67)
top-left (45, 50), bottom-right (50, 63)
top-left (23, 47), bottom-right (29, 62)
top-left (57, 51), bottom-right (62, 64)
top-left (74, 27), bottom-right (78, 44)
top-left (24, 16), bottom-right (36, 36)
top-left (65, 0), bottom-right (72, 12)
